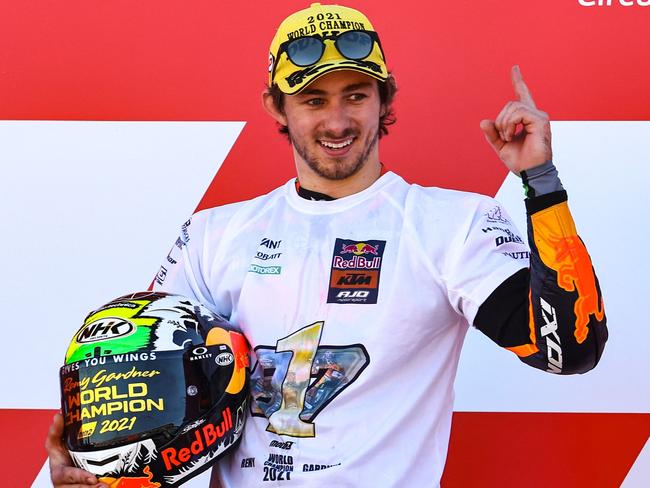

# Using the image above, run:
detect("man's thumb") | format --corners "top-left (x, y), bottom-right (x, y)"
top-left (480, 119), bottom-right (502, 152)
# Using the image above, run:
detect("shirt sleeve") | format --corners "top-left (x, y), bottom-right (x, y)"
top-left (150, 212), bottom-right (220, 313)
top-left (473, 190), bottom-right (608, 374)
top-left (443, 196), bottom-right (530, 326)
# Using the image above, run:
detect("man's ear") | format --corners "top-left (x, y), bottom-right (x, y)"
top-left (262, 91), bottom-right (288, 127)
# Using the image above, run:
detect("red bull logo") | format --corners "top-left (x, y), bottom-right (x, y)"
top-left (332, 255), bottom-right (381, 269)
top-left (161, 407), bottom-right (233, 470)
top-left (99, 465), bottom-right (161, 488)
top-left (532, 202), bottom-right (605, 343)
top-left (329, 238), bottom-right (386, 304)
top-left (340, 242), bottom-right (379, 256)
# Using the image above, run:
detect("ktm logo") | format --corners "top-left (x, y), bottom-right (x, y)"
top-left (337, 273), bottom-right (372, 286)
top-left (76, 317), bottom-right (135, 344)
top-left (330, 270), bottom-right (379, 288)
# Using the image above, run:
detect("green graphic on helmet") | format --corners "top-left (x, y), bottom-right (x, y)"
top-left (65, 299), bottom-right (158, 364)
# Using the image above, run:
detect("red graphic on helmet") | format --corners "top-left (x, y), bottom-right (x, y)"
top-left (99, 465), bottom-right (161, 488)
top-left (341, 242), bottom-right (379, 256)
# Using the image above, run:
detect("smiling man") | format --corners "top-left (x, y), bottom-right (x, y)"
top-left (265, 70), bottom-right (386, 196)
top-left (47, 3), bottom-right (607, 487)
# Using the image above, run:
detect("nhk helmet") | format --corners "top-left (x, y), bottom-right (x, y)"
top-left (60, 292), bottom-right (249, 487)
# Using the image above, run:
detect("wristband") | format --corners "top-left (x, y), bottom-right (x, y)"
top-left (520, 160), bottom-right (564, 198)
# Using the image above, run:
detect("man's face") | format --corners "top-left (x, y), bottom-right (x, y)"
top-left (281, 70), bottom-right (383, 181)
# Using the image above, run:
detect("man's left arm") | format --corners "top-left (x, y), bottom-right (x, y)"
top-left (475, 66), bottom-right (608, 374)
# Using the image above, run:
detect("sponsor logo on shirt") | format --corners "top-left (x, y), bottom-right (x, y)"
top-left (249, 264), bottom-right (282, 275)
top-left (482, 225), bottom-right (512, 234)
top-left (260, 238), bottom-right (281, 249)
top-left (241, 457), bottom-right (255, 468)
top-left (180, 218), bottom-right (192, 244)
top-left (302, 462), bottom-right (341, 472)
top-left (254, 237), bottom-right (283, 261)
top-left (327, 239), bottom-right (386, 304)
top-left (155, 265), bottom-right (168, 286)
top-left (255, 252), bottom-right (281, 261)
top-left (502, 251), bottom-right (531, 259)
top-left (485, 205), bottom-right (510, 224)
top-left (269, 440), bottom-right (294, 450)
top-left (495, 232), bottom-right (524, 247)
top-left (485, 226), bottom-right (524, 247)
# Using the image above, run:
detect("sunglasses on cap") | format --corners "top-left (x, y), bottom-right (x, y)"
top-left (277, 30), bottom-right (383, 68)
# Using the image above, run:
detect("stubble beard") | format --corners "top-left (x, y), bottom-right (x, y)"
top-left (289, 127), bottom-right (380, 181)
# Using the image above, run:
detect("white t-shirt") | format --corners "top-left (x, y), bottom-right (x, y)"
top-left (155, 171), bottom-right (528, 487)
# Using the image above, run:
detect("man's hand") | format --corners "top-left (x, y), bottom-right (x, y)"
top-left (480, 65), bottom-right (552, 175)
top-left (45, 413), bottom-right (106, 488)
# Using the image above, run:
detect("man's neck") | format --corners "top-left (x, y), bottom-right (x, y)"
top-left (294, 158), bottom-right (383, 199)
top-left (296, 162), bottom-right (388, 200)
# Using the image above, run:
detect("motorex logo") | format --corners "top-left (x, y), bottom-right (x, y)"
top-left (249, 264), bottom-right (281, 275)
top-left (76, 317), bottom-right (136, 344)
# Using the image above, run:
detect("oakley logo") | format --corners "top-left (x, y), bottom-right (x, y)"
top-left (76, 318), bottom-right (135, 344)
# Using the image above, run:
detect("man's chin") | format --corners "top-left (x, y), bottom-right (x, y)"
top-left (310, 158), bottom-right (365, 181)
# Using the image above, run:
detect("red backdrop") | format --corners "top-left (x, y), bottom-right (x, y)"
top-left (1, 1), bottom-right (649, 486)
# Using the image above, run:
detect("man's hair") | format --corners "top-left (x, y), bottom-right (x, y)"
top-left (267, 74), bottom-right (398, 139)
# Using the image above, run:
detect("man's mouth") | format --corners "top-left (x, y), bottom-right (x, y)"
top-left (318, 137), bottom-right (355, 153)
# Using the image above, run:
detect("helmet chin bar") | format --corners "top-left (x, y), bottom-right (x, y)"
top-left (70, 439), bottom-right (157, 475)
top-left (70, 396), bottom-right (248, 487)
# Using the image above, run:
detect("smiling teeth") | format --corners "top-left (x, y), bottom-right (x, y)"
top-left (320, 139), bottom-right (353, 149)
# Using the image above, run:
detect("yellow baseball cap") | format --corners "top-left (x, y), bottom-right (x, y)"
top-left (268, 3), bottom-right (389, 94)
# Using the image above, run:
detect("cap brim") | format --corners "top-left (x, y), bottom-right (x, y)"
top-left (276, 60), bottom-right (389, 95)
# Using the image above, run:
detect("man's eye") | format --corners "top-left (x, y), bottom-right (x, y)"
top-left (349, 93), bottom-right (368, 102)
top-left (306, 98), bottom-right (324, 106)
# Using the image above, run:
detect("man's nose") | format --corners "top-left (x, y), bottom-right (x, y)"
top-left (321, 102), bottom-right (351, 135)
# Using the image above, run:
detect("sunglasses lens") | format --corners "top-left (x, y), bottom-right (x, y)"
top-left (336, 31), bottom-right (374, 60)
top-left (287, 37), bottom-right (324, 66)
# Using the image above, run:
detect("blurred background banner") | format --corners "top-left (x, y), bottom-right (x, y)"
top-left (1, 1), bottom-right (648, 486)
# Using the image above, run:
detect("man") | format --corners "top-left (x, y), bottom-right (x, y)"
top-left (47, 3), bottom-right (607, 487)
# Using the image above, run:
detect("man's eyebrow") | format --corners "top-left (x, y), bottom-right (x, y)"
top-left (297, 88), bottom-right (328, 97)
top-left (296, 82), bottom-right (375, 97)
top-left (342, 82), bottom-right (374, 92)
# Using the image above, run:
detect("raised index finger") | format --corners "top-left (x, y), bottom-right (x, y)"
top-left (511, 65), bottom-right (537, 108)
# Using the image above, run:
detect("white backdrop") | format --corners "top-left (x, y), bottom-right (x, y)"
top-left (0, 120), bottom-right (647, 486)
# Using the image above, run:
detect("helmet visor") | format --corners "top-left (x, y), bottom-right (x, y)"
top-left (60, 345), bottom-right (229, 451)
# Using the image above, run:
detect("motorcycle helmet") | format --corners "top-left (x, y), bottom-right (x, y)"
top-left (59, 291), bottom-right (249, 487)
